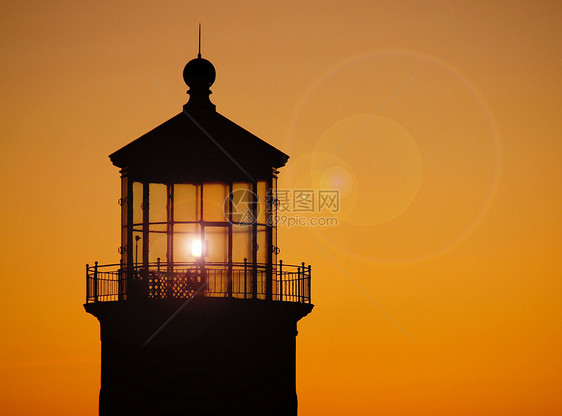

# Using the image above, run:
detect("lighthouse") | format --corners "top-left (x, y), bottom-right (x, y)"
top-left (84, 44), bottom-right (313, 416)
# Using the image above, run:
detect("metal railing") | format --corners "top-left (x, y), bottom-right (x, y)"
top-left (86, 259), bottom-right (311, 304)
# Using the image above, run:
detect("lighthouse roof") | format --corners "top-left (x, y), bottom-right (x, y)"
top-left (109, 52), bottom-right (289, 182)
top-left (109, 109), bottom-right (289, 182)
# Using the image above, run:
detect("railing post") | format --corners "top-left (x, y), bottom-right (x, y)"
top-left (94, 261), bottom-right (98, 302)
top-left (156, 257), bottom-right (163, 298)
top-left (307, 264), bottom-right (311, 303)
top-left (227, 258), bottom-right (233, 299)
top-left (301, 262), bottom-right (305, 303)
top-left (294, 265), bottom-right (298, 303)
top-left (243, 258), bottom-right (248, 299)
top-left (279, 260), bottom-right (283, 302)
top-left (201, 260), bottom-right (207, 297)
top-left (293, 266), bottom-right (301, 302)
top-left (118, 258), bottom-right (124, 301)
top-left (295, 267), bottom-right (298, 302)
top-left (86, 264), bottom-right (90, 303)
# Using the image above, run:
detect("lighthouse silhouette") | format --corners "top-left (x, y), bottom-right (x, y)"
top-left (84, 39), bottom-right (313, 416)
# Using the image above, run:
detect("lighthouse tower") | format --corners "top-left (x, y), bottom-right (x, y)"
top-left (84, 48), bottom-right (313, 416)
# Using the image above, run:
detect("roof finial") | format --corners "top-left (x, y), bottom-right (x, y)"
top-left (198, 23), bottom-right (201, 58)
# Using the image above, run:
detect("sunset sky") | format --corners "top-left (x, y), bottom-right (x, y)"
top-left (1, 1), bottom-right (561, 414)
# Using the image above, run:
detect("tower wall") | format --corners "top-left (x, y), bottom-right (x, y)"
top-left (86, 298), bottom-right (312, 416)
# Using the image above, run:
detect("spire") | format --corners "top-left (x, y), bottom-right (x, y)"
top-left (183, 24), bottom-right (216, 111)
top-left (198, 23), bottom-right (201, 58)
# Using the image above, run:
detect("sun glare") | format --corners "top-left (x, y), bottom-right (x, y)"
top-left (190, 239), bottom-right (202, 257)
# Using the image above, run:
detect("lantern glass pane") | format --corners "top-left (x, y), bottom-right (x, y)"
top-left (132, 229), bottom-right (143, 266)
top-left (203, 182), bottom-right (228, 222)
top-left (256, 225), bottom-right (267, 299)
top-left (121, 177), bottom-right (129, 263)
top-left (256, 225), bottom-right (267, 264)
top-left (205, 226), bottom-right (229, 297)
top-left (149, 183), bottom-right (167, 224)
top-left (204, 226), bottom-right (228, 264)
top-left (257, 180), bottom-right (267, 224)
top-left (232, 224), bottom-right (252, 263)
top-left (148, 232), bottom-right (166, 264)
top-left (174, 184), bottom-right (199, 222)
top-left (231, 182), bottom-right (253, 224)
top-left (132, 182), bottom-right (143, 225)
top-left (173, 223), bottom-right (201, 264)
top-left (121, 177), bottom-right (128, 227)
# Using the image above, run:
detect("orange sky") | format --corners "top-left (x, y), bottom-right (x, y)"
top-left (1, 1), bottom-right (561, 414)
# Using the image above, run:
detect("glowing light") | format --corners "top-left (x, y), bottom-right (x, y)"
top-left (191, 239), bottom-right (202, 257)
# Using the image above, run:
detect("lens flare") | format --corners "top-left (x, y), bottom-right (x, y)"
top-left (287, 49), bottom-right (501, 264)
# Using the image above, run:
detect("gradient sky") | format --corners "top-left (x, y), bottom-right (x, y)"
top-left (1, 1), bottom-right (561, 414)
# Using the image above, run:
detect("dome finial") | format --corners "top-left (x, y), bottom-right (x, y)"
top-left (183, 24), bottom-right (216, 111)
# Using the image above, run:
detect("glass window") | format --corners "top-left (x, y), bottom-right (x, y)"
top-left (132, 230), bottom-right (143, 265)
top-left (121, 227), bottom-right (128, 264)
top-left (256, 225), bottom-right (267, 264)
top-left (256, 225), bottom-right (268, 299)
top-left (149, 183), bottom-right (168, 225)
top-left (174, 184), bottom-right (199, 222)
top-left (120, 177), bottom-right (129, 264)
top-left (204, 226), bottom-right (228, 264)
top-left (204, 225), bottom-right (229, 297)
top-left (271, 175), bottom-right (278, 268)
top-left (173, 223), bottom-right (201, 264)
top-left (148, 232), bottom-right (166, 264)
top-left (123, 178), bottom-right (277, 299)
top-left (132, 182), bottom-right (143, 225)
top-left (232, 224), bottom-right (252, 263)
top-left (203, 182), bottom-right (228, 222)
top-left (121, 177), bottom-right (128, 227)
top-left (231, 182), bottom-right (253, 224)
top-left (257, 180), bottom-right (267, 224)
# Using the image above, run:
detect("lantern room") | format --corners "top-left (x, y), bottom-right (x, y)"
top-left (86, 54), bottom-right (310, 304)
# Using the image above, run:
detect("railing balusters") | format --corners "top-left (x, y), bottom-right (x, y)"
top-left (293, 272), bottom-right (296, 303)
top-left (86, 261), bottom-right (310, 304)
